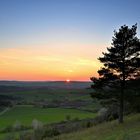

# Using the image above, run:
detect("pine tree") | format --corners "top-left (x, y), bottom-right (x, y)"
top-left (91, 24), bottom-right (140, 123)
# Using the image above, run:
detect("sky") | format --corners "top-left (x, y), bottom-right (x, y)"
top-left (0, 0), bottom-right (140, 81)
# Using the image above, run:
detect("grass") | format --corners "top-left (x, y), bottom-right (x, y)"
top-left (0, 105), bottom-right (97, 129)
top-left (0, 113), bottom-right (139, 140)
top-left (51, 113), bottom-right (140, 140)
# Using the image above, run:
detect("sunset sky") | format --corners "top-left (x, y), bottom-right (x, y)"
top-left (0, 0), bottom-right (140, 81)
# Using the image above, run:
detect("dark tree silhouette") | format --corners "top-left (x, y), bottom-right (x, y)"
top-left (91, 24), bottom-right (140, 123)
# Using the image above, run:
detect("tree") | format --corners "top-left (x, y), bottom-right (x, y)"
top-left (90, 24), bottom-right (140, 123)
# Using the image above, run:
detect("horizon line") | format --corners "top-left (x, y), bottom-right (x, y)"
top-left (0, 80), bottom-right (91, 82)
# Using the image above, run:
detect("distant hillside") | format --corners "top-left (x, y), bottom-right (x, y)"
top-left (0, 81), bottom-right (91, 89)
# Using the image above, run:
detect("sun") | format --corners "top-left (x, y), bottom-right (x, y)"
top-left (66, 79), bottom-right (70, 83)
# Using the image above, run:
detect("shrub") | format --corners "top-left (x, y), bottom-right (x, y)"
top-left (19, 131), bottom-right (32, 140)
top-left (3, 134), bottom-right (15, 140)
top-left (65, 115), bottom-right (71, 121)
top-left (86, 121), bottom-right (92, 128)
top-left (13, 120), bottom-right (21, 130)
top-left (0, 125), bottom-right (13, 133)
top-left (32, 119), bottom-right (43, 130)
top-left (73, 117), bottom-right (79, 121)
top-left (43, 128), bottom-right (60, 137)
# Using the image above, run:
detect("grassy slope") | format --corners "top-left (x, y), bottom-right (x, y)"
top-left (0, 105), bottom-right (96, 129)
top-left (52, 114), bottom-right (140, 140)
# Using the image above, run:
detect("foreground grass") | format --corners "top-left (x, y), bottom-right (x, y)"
top-left (0, 105), bottom-right (96, 129)
top-left (51, 113), bottom-right (140, 140)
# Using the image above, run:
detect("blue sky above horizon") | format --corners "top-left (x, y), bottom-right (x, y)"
top-left (0, 0), bottom-right (140, 81)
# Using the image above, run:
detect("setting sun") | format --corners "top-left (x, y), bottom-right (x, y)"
top-left (66, 79), bottom-right (70, 83)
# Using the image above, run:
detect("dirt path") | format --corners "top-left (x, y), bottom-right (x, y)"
top-left (0, 108), bottom-right (10, 116)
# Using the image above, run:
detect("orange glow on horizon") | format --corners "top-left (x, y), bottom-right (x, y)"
top-left (0, 43), bottom-right (103, 81)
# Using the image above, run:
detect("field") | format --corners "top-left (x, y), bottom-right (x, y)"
top-left (3, 88), bottom-right (93, 102)
top-left (0, 81), bottom-right (93, 102)
top-left (0, 81), bottom-right (100, 113)
top-left (0, 105), bottom-right (96, 129)
top-left (0, 81), bottom-right (100, 139)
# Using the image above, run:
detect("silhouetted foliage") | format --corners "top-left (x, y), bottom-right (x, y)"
top-left (91, 24), bottom-right (140, 123)
top-left (0, 95), bottom-right (14, 107)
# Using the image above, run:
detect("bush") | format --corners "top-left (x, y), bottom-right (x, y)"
top-left (3, 133), bottom-right (15, 140)
top-left (19, 131), bottom-right (32, 140)
top-left (98, 108), bottom-right (108, 117)
top-left (13, 120), bottom-right (21, 130)
top-left (32, 119), bottom-right (43, 130)
top-left (43, 127), bottom-right (60, 137)
top-left (0, 126), bottom-right (13, 133)
top-left (86, 121), bottom-right (92, 128)
top-left (97, 106), bottom-right (119, 122)
top-left (73, 117), bottom-right (79, 121)
top-left (65, 115), bottom-right (71, 121)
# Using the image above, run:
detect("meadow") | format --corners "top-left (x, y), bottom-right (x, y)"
top-left (0, 105), bottom-right (96, 129)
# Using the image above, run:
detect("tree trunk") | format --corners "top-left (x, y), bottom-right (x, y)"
top-left (119, 84), bottom-right (124, 123)
top-left (119, 67), bottom-right (125, 123)
top-left (119, 42), bottom-right (125, 123)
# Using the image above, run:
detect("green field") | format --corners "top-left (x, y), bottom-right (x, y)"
top-left (52, 114), bottom-right (140, 140)
top-left (0, 82), bottom-right (100, 139)
top-left (0, 105), bottom-right (96, 129)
